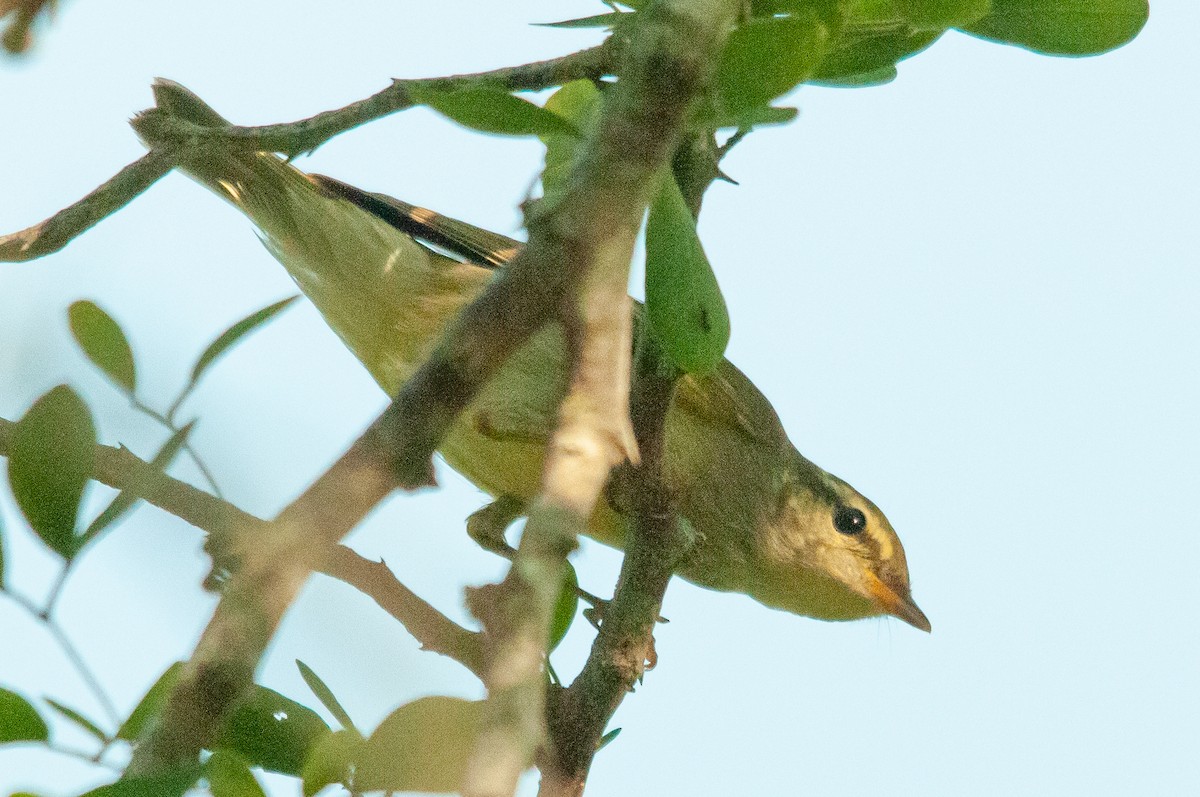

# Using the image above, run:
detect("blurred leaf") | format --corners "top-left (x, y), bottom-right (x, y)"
top-left (540, 80), bottom-right (602, 203)
top-left (898, 0), bottom-right (991, 28)
top-left (810, 65), bottom-right (898, 87)
top-left (117, 662), bottom-right (182, 742)
top-left (301, 729), bottom-right (363, 797)
top-left (598, 726), bottom-right (621, 751)
top-left (206, 750), bottom-right (267, 797)
top-left (68, 301), bottom-right (137, 395)
top-left (213, 685), bottom-right (331, 776)
top-left (7, 386), bottom-right (96, 559)
top-left (714, 13), bottom-right (830, 119)
top-left (413, 86), bottom-right (580, 139)
top-left (705, 104), bottom-right (799, 130)
top-left (815, 27), bottom-right (941, 83)
top-left (189, 296), bottom-right (299, 388)
top-left (356, 697), bottom-right (483, 794)
top-left (963, 0), bottom-right (1147, 55)
top-left (1, 0), bottom-right (53, 55)
top-left (0, 687), bottom-right (49, 743)
top-left (644, 175), bottom-right (730, 374)
top-left (78, 767), bottom-right (200, 797)
top-left (549, 562), bottom-right (579, 652)
top-left (295, 660), bottom-right (358, 735)
top-left (44, 698), bottom-right (109, 743)
top-left (82, 422), bottom-right (194, 545)
top-left (536, 12), bottom-right (629, 28)
top-left (0, 512), bottom-right (7, 590)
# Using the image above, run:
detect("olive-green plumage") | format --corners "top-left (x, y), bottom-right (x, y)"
top-left (157, 83), bottom-right (928, 631)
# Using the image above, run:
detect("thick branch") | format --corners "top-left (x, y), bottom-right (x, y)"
top-left (454, 4), bottom-right (738, 797)
top-left (539, 130), bottom-right (723, 794)
top-left (542, 339), bottom-right (688, 795)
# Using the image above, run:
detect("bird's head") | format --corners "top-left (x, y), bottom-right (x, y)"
top-left (751, 454), bottom-right (930, 632)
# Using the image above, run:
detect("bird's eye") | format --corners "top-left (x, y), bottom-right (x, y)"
top-left (833, 506), bottom-right (867, 535)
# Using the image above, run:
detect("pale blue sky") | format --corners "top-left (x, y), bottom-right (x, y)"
top-left (1, 2), bottom-right (1195, 796)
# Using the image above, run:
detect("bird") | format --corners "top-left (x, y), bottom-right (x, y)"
top-left (147, 82), bottom-right (930, 632)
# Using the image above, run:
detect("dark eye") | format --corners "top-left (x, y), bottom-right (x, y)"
top-left (833, 506), bottom-right (867, 535)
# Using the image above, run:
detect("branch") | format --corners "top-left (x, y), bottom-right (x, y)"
top-left (0, 151), bottom-right (174, 262)
top-left (540, 130), bottom-right (722, 794)
top-left (448, 4), bottom-right (738, 796)
top-left (542, 339), bottom-right (688, 796)
top-left (138, 41), bottom-right (619, 159)
top-left (0, 42), bottom-right (616, 266)
top-left (0, 417), bottom-right (258, 538)
top-left (0, 416), bottom-right (484, 727)
top-left (319, 545), bottom-right (484, 679)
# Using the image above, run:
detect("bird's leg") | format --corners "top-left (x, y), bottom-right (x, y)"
top-left (466, 496), bottom-right (623, 625)
top-left (465, 494), bottom-right (525, 557)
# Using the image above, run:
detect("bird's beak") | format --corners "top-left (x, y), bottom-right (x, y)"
top-left (865, 572), bottom-right (931, 633)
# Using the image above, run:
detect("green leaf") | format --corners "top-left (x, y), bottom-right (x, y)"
top-left (7, 386), bottom-right (96, 559)
top-left (810, 65), bottom-right (898, 88)
top-left (78, 767), bottom-right (201, 797)
top-left (549, 562), bottom-right (579, 653)
top-left (117, 662), bottom-right (182, 742)
top-left (44, 698), bottom-right (109, 743)
top-left (82, 422), bottom-right (194, 545)
top-left (815, 27), bottom-right (942, 82)
top-left (540, 80), bottom-right (602, 204)
top-left (295, 660), bottom-right (358, 734)
top-left (714, 13), bottom-right (830, 119)
top-left (898, 0), bottom-right (991, 29)
top-left (206, 750), bottom-right (267, 797)
top-left (68, 301), bottom-right (137, 395)
top-left (536, 12), bottom-right (629, 29)
top-left (598, 726), bottom-right (621, 751)
top-left (413, 86), bottom-right (580, 139)
top-left (301, 729), bottom-right (363, 797)
top-left (644, 175), bottom-right (730, 374)
top-left (705, 104), bottom-right (799, 130)
top-left (356, 697), bottom-right (483, 794)
top-left (0, 687), bottom-right (49, 744)
top-left (189, 296), bottom-right (299, 388)
top-left (214, 685), bottom-right (331, 776)
top-left (963, 0), bottom-right (1148, 55)
top-left (0, 512), bottom-right (7, 590)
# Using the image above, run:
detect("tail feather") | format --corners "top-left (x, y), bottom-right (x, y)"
top-left (143, 82), bottom-right (493, 394)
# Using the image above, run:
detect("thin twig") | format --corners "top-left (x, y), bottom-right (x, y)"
top-left (0, 586), bottom-right (122, 728)
top-left (0, 150), bottom-right (174, 263)
top-left (0, 42), bottom-right (617, 267)
top-left (137, 42), bottom-right (619, 160)
top-left (319, 546), bottom-right (485, 678)
top-left (131, 398), bottom-right (222, 497)
top-left (0, 414), bottom-right (482, 678)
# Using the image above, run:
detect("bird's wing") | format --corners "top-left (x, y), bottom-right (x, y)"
top-left (674, 360), bottom-right (790, 451)
top-left (311, 175), bottom-right (521, 269)
top-left (312, 174), bottom-right (789, 452)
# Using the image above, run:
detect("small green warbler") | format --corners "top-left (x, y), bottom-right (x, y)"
top-left (157, 85), bottom-right (929, 632)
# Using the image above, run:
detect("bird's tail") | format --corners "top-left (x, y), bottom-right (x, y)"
top-left (134, 80), bottom-right (488, 394)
